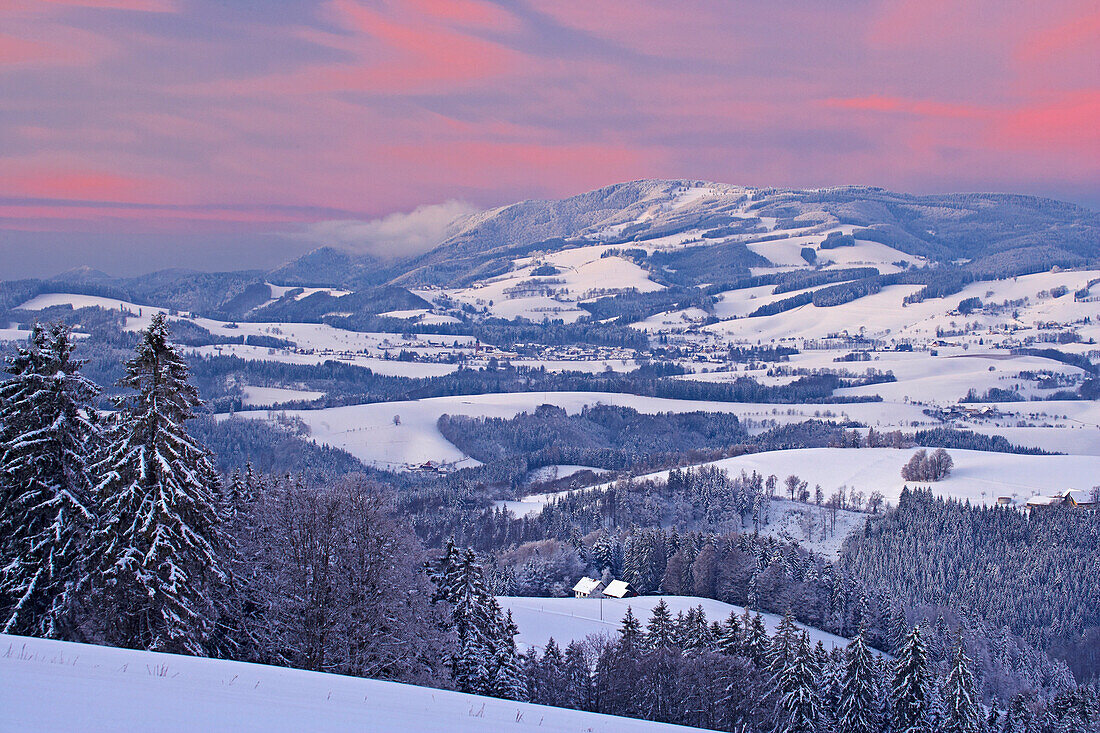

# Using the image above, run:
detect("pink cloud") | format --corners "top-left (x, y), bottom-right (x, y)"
top-left (822, 95), bottom-right (988, 120)
top-left (991, 91), bottom-right (1100, 152)
top-left (34, 0), bottom-right (177, 11)
top-left (1016, 7), bottom-right (1100, 62)
top-left (0, 171), bottom-right (159, 201)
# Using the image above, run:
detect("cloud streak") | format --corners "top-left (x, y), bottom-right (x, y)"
top-left (300, 200), bottom-right (481, 258)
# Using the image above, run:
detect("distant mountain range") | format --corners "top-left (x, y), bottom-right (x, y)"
top-left (2, 180), bottom-right (1097, 321)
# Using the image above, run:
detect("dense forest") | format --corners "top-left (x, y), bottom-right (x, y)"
top-left (840, 489), bottom-right (1100, 682)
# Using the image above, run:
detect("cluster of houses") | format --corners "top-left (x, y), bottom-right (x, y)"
top-left (572, 577), bottom-right (637, 599)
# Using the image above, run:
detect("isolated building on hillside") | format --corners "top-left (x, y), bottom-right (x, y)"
top-left (603, 580), bottom-right (637, 599)
top-left (573, 577), bottom-right (605, 598)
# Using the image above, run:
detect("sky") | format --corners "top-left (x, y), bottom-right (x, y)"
top-left (2, 0), bottom-right (1098, 278)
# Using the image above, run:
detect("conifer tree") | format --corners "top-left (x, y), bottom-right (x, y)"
top-left (443, 548), bottom-right (496, 694)
top-left (942, 637), bottom-right (983, 733)
top-left (91, 314), bottom-right (227, 654)
top-left (429, 545), bottom-right (519, 698)
top-left (620, 605), bottom-right (643, 649)
top-left (717, 611), bottom-right (743, 656)
top-left (770, 611), bottom-right (801, 673)
top-left (837, 632), bottom-right (879, 733)
top-left (646, 598), bottom-right (675, 649)
top-left (563, 640), bottom-right (590, 709)
top-left (773, 632), bottom-right (821, 733)
top-left (890, 625), bottom-right (931, 733)
top-left (487, 609), bottom-right (525, 700)
top-left (743, 612), bottom-right (770, 666)
top-left (0, 323), bottom-right (100, 638)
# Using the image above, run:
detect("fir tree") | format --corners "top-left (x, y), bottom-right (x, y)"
top-left (0, 323), bottom-right (100, 638)
top-left (773, 632), bottom-right (821, 733)
top-left (743, 611), bottom-right (770, 666)
top-left (837, 632), bottom-right (879, 733)
top-left (620, 606), bottom-right (643, 649)
top-left (91, 314), bottom-right (227, 655)
top-left (942, 637), bottom-right (983, 733)
top-left (429, 545), bottom-right (518, 698)
top-left (646, 598), bottom-right (675, 649)
top-left (890, 625), bottom-right (931, 733)
top-left (487, 609), bottom-right (525, 700)
top-left (717, 611), bottom-right (743, 656)
top-left (770, 611), bottom-right (801, 673)
top-left (443, 548), bottom-right (496, 694)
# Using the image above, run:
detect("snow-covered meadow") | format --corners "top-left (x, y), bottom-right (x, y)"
top-left (583, 447), bottom-right (1100, 508)
top-left (498, 595), bottom-right (852, 653)
top-left (0, 634), bottom-right (696, 733)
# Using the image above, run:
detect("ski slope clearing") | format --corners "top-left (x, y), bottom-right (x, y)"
top-left (498, 596), bottom-right (851, 653)
top-left (0, 634), bottom-right (695, 733)
top-left (587, 447), bottom-right (1100, 508)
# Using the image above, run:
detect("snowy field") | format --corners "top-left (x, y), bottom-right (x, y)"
top-left (0, 634), bottom-right (695, 733)
top-left (225, 393), bottom-right (939, 470)
top-left (697, 269), bottom-right (1100, 344)
top-left (187, 344), bottom-right (463, 376)
top-left (416, 244), bottom-right (665, 323)
top-left (497, 595), bottom-right (852, 653)
top-left (17, 293), bottom-right (477, 358)
top-left (241, 386), bottom-right (325, 407)
top-left (586, 447), bottom-right (1100, 508)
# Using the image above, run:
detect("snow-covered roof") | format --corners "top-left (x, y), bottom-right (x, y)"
top-left (1027, 489), bottom-right (1090, 507)
top-left (603, 580), bottom-right (633, 598)
top-left (572, 577), bottom-right (603, 595)
top-left (1026, 495), bottom-right (1061, 506)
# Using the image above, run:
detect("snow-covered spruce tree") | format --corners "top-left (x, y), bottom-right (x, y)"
top-left (942, 637), bottom-right (983, 733)
top-left (91, 314), bottom-right (227, 655)
top-left (890, 624), bottom-right (932, 733)
top-left (486, 607), bottom-right (524, 700)
top-left (0, 323), bottom-right (100, 638)
top-left (772, 631), bottom-right (821, 733)
top-left (429, 545), bottom-right (519, 697)
top-left (837, 631), bottom-right (879, 733)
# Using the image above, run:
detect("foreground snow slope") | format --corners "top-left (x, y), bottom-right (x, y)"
top-left (0, 634), bottom-right (700, 733)
top-left (499, 595), bottom-right (851, 652)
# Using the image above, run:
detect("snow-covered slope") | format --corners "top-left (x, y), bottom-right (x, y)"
top-left (498, 595), bottom-right (851, 653)
top-left (0, 634), bottom-right (699, 733)
top-left (586, 447), bottom-right (1100, 507)
top-left (224, 393), bottom-right (937, 470)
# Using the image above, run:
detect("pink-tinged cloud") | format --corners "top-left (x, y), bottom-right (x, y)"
top-left (0, 33), bottom-right (52, 64)
top-left (1017, 8), bottom-right (1100, 62)
top-left (403, 0), bottom-right (520, 32)
top-left (0, 202), bottom-right (320, 231)
top-left (35, 0), bottom-right (177, 12)
top-left (0, 171), bottom-right (159, 201)
top-left (992, 91), bottom-right (1100, 152)
top-left (822, 95), bottom-right (988, 120)
top-left (320, 0), bottom-right (525, 89)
